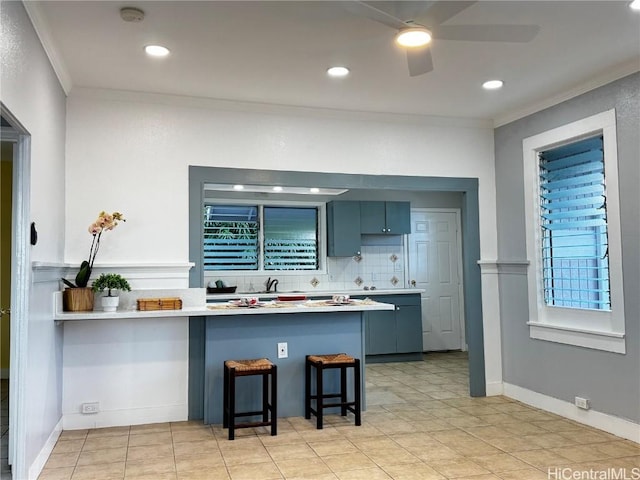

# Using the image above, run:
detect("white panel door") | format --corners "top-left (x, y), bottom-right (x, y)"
top-left (408, 209), bottom-right (463, 351)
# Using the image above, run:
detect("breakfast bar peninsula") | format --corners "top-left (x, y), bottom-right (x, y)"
top-left (55, 290), bottom-right (394, 426)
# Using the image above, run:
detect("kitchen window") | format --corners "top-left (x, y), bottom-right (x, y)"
top-left (522, 109), bottom-right (625, 353)
top-left (203, 203), bottom-right (321, 272)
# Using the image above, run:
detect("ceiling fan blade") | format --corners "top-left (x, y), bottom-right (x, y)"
top-left (343, 1), bottom-right (408, 30)
top-left (381, 1), bottom-right (439, 23)
top-left (420, 1), bottom-right (477, 27)
top-left (407, 47), bottom-right (434, 77)
top-left (432, 25), bottom-right (540, 42)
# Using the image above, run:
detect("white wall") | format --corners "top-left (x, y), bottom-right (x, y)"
top-left (64, 88), bottom-right (498, 264)
top-left (1, 2), bottom-right (67, 478)
top-left (60, 276), bottom-right (193, 430)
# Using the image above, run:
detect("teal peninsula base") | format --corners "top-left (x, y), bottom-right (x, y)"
top-left (203, 310), bottom-right (366, 425)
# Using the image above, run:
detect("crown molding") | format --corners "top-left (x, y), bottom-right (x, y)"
top-left (494, 59), bottom-right (640, 128)
top-left (69, 87), bottom-right (494, 129)
top-left (22, 1), bottom-right (72, 95)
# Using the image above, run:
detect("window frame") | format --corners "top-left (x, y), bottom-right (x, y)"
top-left (522, 109), bottom-right (625, 354)
top-left (203, 199), bottom-right (327, 276)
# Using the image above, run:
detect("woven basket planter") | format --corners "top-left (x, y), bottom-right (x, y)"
top-left (62, 287), bottom-right (95, 312)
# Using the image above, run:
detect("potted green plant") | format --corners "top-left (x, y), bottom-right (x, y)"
top-left (92, 273), bottom-right (131, 312)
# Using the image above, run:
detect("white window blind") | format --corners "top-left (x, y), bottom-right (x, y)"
top-left (203, 205), bottom-right (259, 270)
top-left (264, 207), bottom-right (318, 270)
top-left (539, 135), bottom-right (610, 310)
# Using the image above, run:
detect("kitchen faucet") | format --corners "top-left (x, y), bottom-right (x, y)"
top-left (265, 277), bottom-right (279, 293)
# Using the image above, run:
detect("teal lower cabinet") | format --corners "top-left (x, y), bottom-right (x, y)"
top-left (366, 310), bottom-right (397, 354)
top-left (364, 294), bottom-right (423, 362)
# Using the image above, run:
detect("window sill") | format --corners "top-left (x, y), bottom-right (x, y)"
top-left (527, 321), bottom-right (625, 354)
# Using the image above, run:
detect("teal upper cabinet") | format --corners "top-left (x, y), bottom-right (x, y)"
top-left (327, 201), bottom-right (361, 257)
top-left (360, 201), bottom-right (411, 234)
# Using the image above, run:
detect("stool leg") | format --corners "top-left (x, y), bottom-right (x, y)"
top-left (271, 365), bottom-right (277, 436)
top-left (340, 365), bottom-right (347, 417)
top-left (354, 359), bottom-right (361, 426)
top-left (316, 363), bottom-right (323, 429)
top-left (228, 367), bottom-right (236, 440)
top-left (223, 364), bottom-right (229, 429)
top-left (304, 357), bottom-right (311, 419)
top-left (262, 372), bottom-right (269, 423)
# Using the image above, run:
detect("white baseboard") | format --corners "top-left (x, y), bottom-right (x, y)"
top-left (29, 418), bottom-right (62, 480)
top-left (485, 381), bottom-right (504, 396)
top-left (62, 404), bottom-right (187, 430)
top-left (503, 382), bottom-right (640, 443)
top-left (0, 368), bottom-right (8, 380)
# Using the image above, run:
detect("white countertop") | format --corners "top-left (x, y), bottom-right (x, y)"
top-left (206, 288), bottom-right (424, 302)
top-left (54, 298), bottom-right (395, 321)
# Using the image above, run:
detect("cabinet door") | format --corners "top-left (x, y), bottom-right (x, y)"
top-left (395, 304), bottom-right (423, 353)
top-left (359, 201), bottom-right (386, 234)
top-left (327, 201), bottom-right (361, 256)
top-left (366, 310), bottom-right (396, 354)
top-left (385, 202), bottom-right (411, 234)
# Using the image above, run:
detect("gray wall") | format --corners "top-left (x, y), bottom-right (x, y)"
top-left (494, 73), bottom-right (639, 422)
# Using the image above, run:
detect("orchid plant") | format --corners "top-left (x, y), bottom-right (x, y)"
top-left (62, 211), bottom-right (125, 288)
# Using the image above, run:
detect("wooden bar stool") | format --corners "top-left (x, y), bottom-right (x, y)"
top-left (223, 358), bottom-right (277, 440)
top-left (305, 353), bottom-right (361, 429)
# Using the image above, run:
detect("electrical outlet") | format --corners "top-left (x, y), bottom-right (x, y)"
top-left (277, 342), bottom-right (288, 359)
top-left (575, 396), bottom-right (590, 410)
top-left (81, 402), bottom-right (100, 414)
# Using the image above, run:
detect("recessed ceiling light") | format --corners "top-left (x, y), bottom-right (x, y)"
top-left (273, 186), bottom-right (283, 192)
top-left (233, 185), bottom-right (244, 191)
top-left (309, 188), bottom-right (320, 194)
top-left (630, 0), bottom-right (640, 10)
top-left (395, 27), bottom-right (432, 47)
top-left (327, 66), bottom-right (350, 77)
top-left (145, 45), bottom-right (170, 57)
top-left (482, 79), bottom-right (504, 90)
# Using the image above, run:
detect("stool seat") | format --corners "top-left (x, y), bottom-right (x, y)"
top-left (223, 357), bottom-right (277, 440)
top-left (225, 358), bottom-right (274, 373)
top-left (305, 353), bottom-right (361, 429)
top-left (307, 353), bottom-right (355, 365)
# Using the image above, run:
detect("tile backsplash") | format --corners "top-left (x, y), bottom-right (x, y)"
top-left (208, 245), bottom-right (406, 293)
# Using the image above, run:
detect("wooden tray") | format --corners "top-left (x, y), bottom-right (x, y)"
top-left (137, 297), bottom-right (183, 311)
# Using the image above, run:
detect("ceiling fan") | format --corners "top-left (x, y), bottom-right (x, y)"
top-left (344, 1), bottom-right (540, 77)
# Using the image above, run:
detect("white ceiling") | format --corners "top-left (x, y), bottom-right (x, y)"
top-left (29, 1), bottom-right (640, 124)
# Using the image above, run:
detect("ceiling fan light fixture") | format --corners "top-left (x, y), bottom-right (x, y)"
top-left (395, 27), bottom-right (432, 48)
top-left (144, 45), bottom-right (170, 57)
top-left (482, 79), bottom-right (504, 90)
top-left (327, 66), bottom-right (350, 77)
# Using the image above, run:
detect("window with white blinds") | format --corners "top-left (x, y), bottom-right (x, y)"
top-left (522, 109), bottom-right (625, 353)
top-left (264, 207), bottom-right (318, 270)
top-left (539, 136), bottom-right (610, 311)
top-left (203, 204), bottom-right (319, 271)
top-left (203, 205), bottom-right (259, 270)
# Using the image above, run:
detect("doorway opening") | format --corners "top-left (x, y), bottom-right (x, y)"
top-left (1, 104), bottom-right (32, 480)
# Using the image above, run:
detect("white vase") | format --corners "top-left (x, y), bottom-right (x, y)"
top-left (101, 295), bottom-right (120, 312)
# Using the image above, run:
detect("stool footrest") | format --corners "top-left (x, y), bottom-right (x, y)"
top-left (230, 420), bottom-right (273, 429)
top-left (230, 409), bottom-right (274, 418)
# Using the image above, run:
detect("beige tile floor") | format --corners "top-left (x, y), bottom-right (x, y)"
top-left (38, 352), bottom-right (639, 479)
